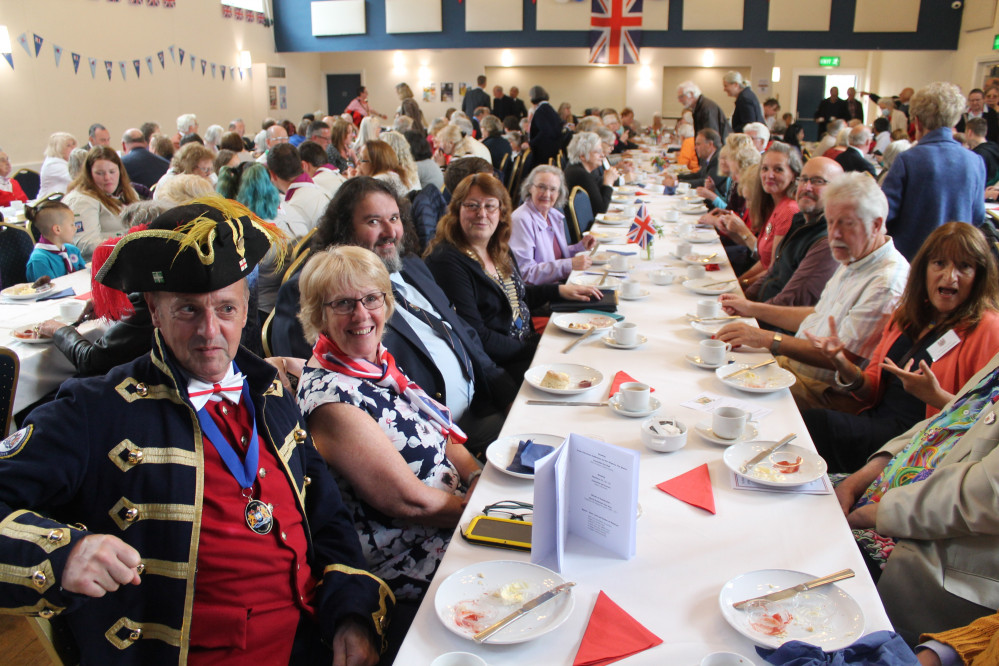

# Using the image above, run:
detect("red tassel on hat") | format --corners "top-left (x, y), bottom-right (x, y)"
top-left (91, 233), bottom-right (136, 321)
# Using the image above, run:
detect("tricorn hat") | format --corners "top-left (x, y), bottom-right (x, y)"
top-left (96, 197), bottom-right (284, 294)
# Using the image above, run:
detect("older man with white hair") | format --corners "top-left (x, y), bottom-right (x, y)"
top-left (256, 123), bottom-right (290, 164)
top-left (716, 172), bottom-right (909, 410)
top-left (834, 125), bottom-right (876, 177)
top-left (173, 113), bottom-right (198, 150)
top-left (742, 122), bottom-right (770, 152)
top-left (722, 71), bottom-right (764, 133)
top-left (677, 80), bottom-right (730, 141)
top-left (882, 81), bottom-right (986, 260)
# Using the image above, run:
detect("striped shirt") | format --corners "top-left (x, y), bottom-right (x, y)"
top-left (790, 237), bottom-right (910, 384)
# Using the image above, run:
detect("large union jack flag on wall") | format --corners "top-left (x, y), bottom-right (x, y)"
top-left (589, 0), bottom-right (643, 65)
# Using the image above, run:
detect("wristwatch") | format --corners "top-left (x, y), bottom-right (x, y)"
top-left (770, 332), bottom-right (783, 356)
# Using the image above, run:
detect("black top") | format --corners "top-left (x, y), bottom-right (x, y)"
top-left (565, 162), bottom-right (613, 215)
top-left (732, 87), bottom-right (765, 133)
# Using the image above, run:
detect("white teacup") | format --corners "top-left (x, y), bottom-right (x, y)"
top-left (59, 300), bottom-right (86, 322)
top-left (676, 182), bottom-right (691, 195)
top-left (613, 321), bottom-right (639, 345)
top-left (675, 241), bottom-right (692, 258)
top-left (697, 298), bottom-right (721, 318)
top-left (686, 264), bottom-right (707, 280)
top-left (431, 653), bottom-right (488, 666)
top-left (618, 381), bottom-right (650, 412)
top-left (650, 270), bottom-right (675, 285)
top-left (712, 406), bottom-right (749, 440)
top-left (699, 339), bottom-right (732, 365)
top-left (663, 208), bottom-right (679, 222)
top-left (621, 280), bottom-right (641, 298)
top-left (676, 222), bottom-right (693, 236)
top-left (609, 254), bottom-right (630, 271)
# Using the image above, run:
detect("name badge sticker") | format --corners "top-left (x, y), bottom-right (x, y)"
top-left (928, 329), bottom-right (961, 362)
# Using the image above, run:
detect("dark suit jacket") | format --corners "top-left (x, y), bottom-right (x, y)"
top-left (846, 97), bottom-right (864, 123)
top-left (692, 95), bottom-right (731, 142)
top-left (482, 135), bottom-right (512, 174)
top-left (271, 255), bottom-right (517, 413)
top-left (564, 162), bottom-right (613, 215)
top-left (529, 101), bottom-right (563, 166)
top-left (511, 97), bottom-right (528, 120)
top-left (492, 95), bottom-right (515, 120)
top-left (679, 148), bottom-right (720, 189)
top-left (955, 108), bottom-right (999, 144)
top-left (834, 147), bottom-right (877, 178)
top-left (731, 88), bottom-right (764, 133)
top-left (462, 87), bottom-right (491, 117)
top-left (973, 140), bottom-right (999, 186)
top-left (121, 147), bottom-right (170, 188)
top-left (814, 97), bottom-right (850, 136)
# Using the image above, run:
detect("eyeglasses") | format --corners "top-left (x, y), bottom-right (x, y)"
top-left (531, 185), bottom-right (559, 194)
top-left (461, 201), bottom-right (501, 214)
top-left (324, 292), bottom-right (386, 315)
top-left (482, 500), bottom-right (533, 521)
top-left (796, 176), bottom-right (829, 187)
top-left (357, 158), bottom-right (371, 164)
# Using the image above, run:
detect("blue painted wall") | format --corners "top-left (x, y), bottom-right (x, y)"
top-left (273, 0), bottom-right (963, 54)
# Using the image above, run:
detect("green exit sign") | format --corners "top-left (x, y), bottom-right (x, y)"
top-left (819, 56), bottom-right (841, 67)
top-left (993, 34), bottom-right (999, 49)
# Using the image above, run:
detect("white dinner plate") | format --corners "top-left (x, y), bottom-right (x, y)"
top-left (601, 334), bottom-right (647, 349)
top-left (683, 253), bottom-right (727, 266)
top-left (608, 394), bottom-right (662, 418)
top-left (551, 313), bottom-right (619, 335)
top-left (2, 283), bottom-right (55, 301)
top-left (683, 278), bottom-right (737, 295)
top-left (595, 213), bottom-right (632, 226)
top-left (485, 433), bottom-right (566, 479)
top-left (718, 569), bottom-right (864, 650)
top-left (681, 230), bottom-right (717, 244)
top-left (589, 230), bottom-right (628, 242)
top-left (620, 289), bottom-right (650, 301)
top-left (690, 319), bottom-right (749, 337)
top-left (611, 196), bottom-right (635, 204)
top-left (716, 363), bottom-right (796, 393)
top-left (525, 363), bottom-right (604, 395)
top-left (723, 441), bottom-right (828, 487)
top-left (436, 560), bottom-right (575, 644)
top-left (613, 185), bottom-right (640, 194)
top-left (9, 328), bottom-right (51, 345)
top-left (684, 353), bottom-right (735, 370)
top-left (694, 421), bottom-right (759, 445)
top-left (589, 252), bottom-right (614, 265)
top-left (680, 204), bottom-right (709, 215)
top-left (569, 274), bottom-right (623, 289)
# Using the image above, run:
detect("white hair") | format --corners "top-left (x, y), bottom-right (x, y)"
top-left (677, 81), bottom-right (701, 99)
top-left (567, 132), bottom-right (602, 164)
top-left (742, 122), bottom-right (770, 144)
top-left (823, 171), bottom-right (889, 234)
top-left (177, 113), bottom-right (197, 133)
top-left (723, 71), bottom-right (745, 87)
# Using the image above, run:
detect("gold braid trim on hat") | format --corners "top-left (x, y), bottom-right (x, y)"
top-left (174, 196), bottom-right (288, 269)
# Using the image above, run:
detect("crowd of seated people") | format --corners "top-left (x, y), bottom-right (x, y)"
top-left (6, 73), bottom-right (999, 663)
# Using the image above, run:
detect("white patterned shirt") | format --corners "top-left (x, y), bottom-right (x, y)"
top-left (790, 237), bottom-right (910, 384)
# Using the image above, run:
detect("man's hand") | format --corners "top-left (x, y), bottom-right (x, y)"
top-left (803, 316), bottom-right (847, 364)
top-left (846, 502), bottom-right (878, 530)
top-left (332, 620), bottom-right (379, 666)
top-left (714, 322), bottom-right (772, 349)
top-left (37, 319), bottom-right (67, 338)
top-left (62, 534), bottom-right (141, 597)
top-left (718, 293), bottom-right (755, 317)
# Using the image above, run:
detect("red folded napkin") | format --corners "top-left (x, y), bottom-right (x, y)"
top-left (608, 371), bottom-right (656, 397)
top-left (573, 591), bottom-right (663, 666)
top-left (635, 190), bottom-right (649, 196)
top-left (75, 291), bottom-right (92, 301)
top-left (657, 463), bottom-right (715, 514)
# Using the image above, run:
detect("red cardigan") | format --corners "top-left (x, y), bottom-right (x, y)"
top-left (860, 310), bottom-right (999, 417)
top-left (0, 180), bottom-right (27, 207)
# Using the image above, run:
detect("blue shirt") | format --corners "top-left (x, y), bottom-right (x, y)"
top-left (26, 242), bottom-right (86, 282)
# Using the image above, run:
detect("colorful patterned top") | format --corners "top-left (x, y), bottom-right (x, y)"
top-left (856, 362), bottom-right (999, 508)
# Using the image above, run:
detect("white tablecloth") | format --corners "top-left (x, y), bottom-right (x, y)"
top-left (0, 270), bottom-right (104, 416)
top-left (396, 189), bottom-right (891, 664)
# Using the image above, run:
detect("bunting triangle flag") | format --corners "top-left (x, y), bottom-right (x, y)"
top-left (157, 51), bottom-right (165, 68)
top-left (89, 57), bottom-right (97, 78)
top-left (146, 56), bottom-right (154, 74)
top-left (238, 67), bottom-right (242, 80)
top-left (2, 54), bottom-right (12, 70)
top-left (33, 34), bottom-right (43, 57)
top-left (190, 54), bottom-right (196, 71)
top-left (210, 63), bottom-right (216, 78)
top-left (53, 44), bottom-right (63, 68)
top-left (147, 0), bottom-right (160, 5)
top-left (118, 61), bottom-right (127, 80)
top-left (72, 52), bottom-right (81, 73)
top-left (17, 33), bottom-right (31, 56)
top-left (178, 48), bottom-right (185, 65)
top-left (164, 0), bottom-right (175, 7)
top-left (133, 59), bottom-right (141, 77)
top-left (221, 66), bottom-right (226, 81)
top-left (169, 45), bottom-right (175, 62)
top-left (105, 60), bottom-right (113, 81)
top-left (200, 59), bottom-right (207, 75)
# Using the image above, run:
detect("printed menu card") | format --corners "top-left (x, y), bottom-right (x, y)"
top-left (532, 434), bottom-right (639, 573)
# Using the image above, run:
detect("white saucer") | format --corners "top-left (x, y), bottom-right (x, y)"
top-left (695, 421), bottom-right (759, 446)
top-left (684, 352), bottom-right (734, 370)
top-left (602, 335), bottom-right (647, 349)
top-left (608, 394), bottom-right (662, 418)
top-left (620, 289), bottom-right (650, 301)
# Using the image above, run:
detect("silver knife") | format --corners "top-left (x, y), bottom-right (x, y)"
top-left (527, 400), bottom-right (608, 406)
top-left (562, 326), bottom-right (598, 353)
top-left (738, 433), bottom-right (796, 473)
top-left (474, 582), bottom-right (576, 642)
top-left (732, 569), bottom-right (855, 609)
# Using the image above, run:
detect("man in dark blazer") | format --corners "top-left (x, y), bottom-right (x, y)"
top-left (845, 87), bottom-right (864, 123)
top-left (119, 127), bottom-right (170, 188)
top-left (834, 125), bottom-right (877, 178)
top-left (491, 86), bottom-right (515, 120)
top-left (723, 72), bottom-right (764, 133)
top-left (954, 88), bottom-right (999, 143)
top-left (677, 81), bottom-right (731, 142)
top-left (676, 129), bottom-right (722, 189)
top-left (271, 177), bottom-right (516, 453)
top-left (462, 75), bottom-right (491, 118)
top-left (814, 87), bottom-right (850, 138)
top-left (527, 85), bottom-right (563, 167)
top-left (509, 87), bottom-right (529, 120)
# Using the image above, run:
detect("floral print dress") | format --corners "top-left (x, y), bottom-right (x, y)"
top-left (298, 366), bottom-right (466, 600)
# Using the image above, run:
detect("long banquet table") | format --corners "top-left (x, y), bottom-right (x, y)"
top-left (396, 183), bottom-right (892, 664)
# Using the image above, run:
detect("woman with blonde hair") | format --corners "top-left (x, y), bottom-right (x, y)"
top-left (355, 139), bottom-right (410, 197)
top-left (153, 143), bottom-right (215, 198)
top-left (352, 116), bottom-right (381, 154)
top-left (379, 130), bottom-right (421, 192)
top-left (63, 146), bottom-right (140, 258)
top-left (38, 131), bottom-right (78, 198)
